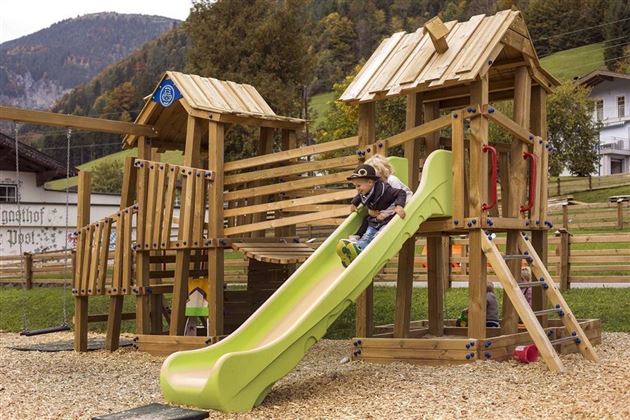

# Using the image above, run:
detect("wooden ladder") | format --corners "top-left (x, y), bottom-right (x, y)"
top-left (480, 232), bottom-right (598, 372)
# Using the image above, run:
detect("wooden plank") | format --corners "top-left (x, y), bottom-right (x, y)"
top-left (121, 208), bottom-right (133, 294)
top-left (224, 136), bottom-right (358, 172)
top-left (468, 75), bottom-right (489, 217)
top-left (485, 105), bottom-right (534, 145)
top-left (456, 10), bottom-right (512, 74)
top-left (80, 225), bottom-right (94, 294)
top-left (451, 111), bottom-right (465, 223)
top-left (467, 230), bottom-right (486, 339)
top-left (151, 163), bottom-right (168, 249)
top-left (482, 234), bottom-right (564, 372)
top-left (224, 208), bottom-right (350, 236)
top-left (97, 218), bottom-right (111, 294)
top-left (224, 155), bottom-right (358, 186)
top-left (192, 170), bottom-right (207, 247)
top-left (341, 31), bottom-right (406, 101)
top-left (518, 235), bottom-right (598, 363)
top-left (0, 105), bottom-right (157, 137)
top-left (207, 121), bottom-right (225, 336)
top-left (427, 236), bottom-right (445, 336)
top-left (74, 170), bottom-right (91, 352)
top-left (224, 171), bottom-right (352, 201)
top-left (143, 163), bottom-right (159, 249)
top-left (87, 222), bottom-right (103, 294)
top-left (385, 114), bottom-right (452, 148)
top-left (161, 165), bottom-right (178, 248)
top-left (224, 190), bottom-right (354, 217)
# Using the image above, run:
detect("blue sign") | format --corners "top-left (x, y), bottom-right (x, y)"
top-left (151, 79), bottom-right (182, 107)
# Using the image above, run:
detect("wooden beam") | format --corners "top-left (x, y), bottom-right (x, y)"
top-left (468, 75), bottom-right (489, 218)
top-left (74, 170), bottom-right (91, 352)
top-left (467, 229), bottom-right (486, 340)
top-left (207, 121), bottom-right (225, 336)
top-left (0, 106), bottom-right (157, 137)
top-left (427, 235), bottom-right (445, 336)
top-left (394, 92), bottom-right (422, 338)
top-left (503, 66), bottom-right (531, 335)
top-left (356, 102), bottom-right (375, 338)
top-left (424, 16), bottom-right (450, 53)
top-left (451, 111), bottom-right (465, 224)
top-left (224, 136), bottom-right (358, 172)
top-left (135, 138), bottom-right (152, 335)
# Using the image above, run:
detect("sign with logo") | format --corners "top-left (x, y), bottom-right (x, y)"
top-left (151, 79), bottom-right (182, 108)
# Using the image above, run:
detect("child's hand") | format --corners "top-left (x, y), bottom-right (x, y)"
top-left (350, 204), bottom-right (358, 213)
top-left (376, 213), bottom-right (387, 221)
top-left (394, 205), bottom-right (406, 219)
top-left (368, 209), bottom-right (379, 217)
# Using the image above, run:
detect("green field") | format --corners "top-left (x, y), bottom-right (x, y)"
top-left (309, 91), bottom-right (336, 128)
top-left (1, 286), bottom-right (628, 336)
top-left (540, 42), bottom-right (605, 81)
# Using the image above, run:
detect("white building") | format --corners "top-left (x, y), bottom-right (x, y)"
top-left (0, 132), bottom-right (120, 255)
top-left (580, 70), bottom-right (630, 175)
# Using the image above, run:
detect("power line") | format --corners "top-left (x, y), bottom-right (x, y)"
top-left (534, 16), bottom-right (630, 42)
top-left (540, 36), bottom-right (630, 59)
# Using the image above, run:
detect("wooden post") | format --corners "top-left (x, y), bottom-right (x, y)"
top-left (467, 230), bottom-right (486, 339)
top-left (394, 93), bottom-right (422, 338)
top-left (135, 137), bottom-right (152, 335)
top-left (530, 85), bottom-right (548, 326)
top-left (148, 150), bottom-right (164, 335)
top-left (23, 252), bottom-right (33, 290)
top-left (531, 230), bottom-right (548, 327)
top-left (74, 170), bottom-right (91, 352)
top-left (170, 117), bottom-right (203, 335)
top-left (618, 200), bottom-right (624, 229)
top-left (427, 235), bottom-right (445, 336)
top-left (467, 75), bottom-right (488, 340)
top-left (503, 67), bottom-right (531, 335)
top-left (559, 229), bottom-right (570, 291)
top-left (105, 156), bottom-right (137, 351)
top-left (356, 102), bottom-right (375, 337)
top-left (251, 126), bottom-right (274, 238)
top-left (207, 121), bottom-right (225, 337)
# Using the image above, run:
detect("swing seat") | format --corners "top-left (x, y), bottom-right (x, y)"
top-left (20, 324), bottom-right (70, 337)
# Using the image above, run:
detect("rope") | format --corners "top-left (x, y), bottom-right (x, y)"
top-left (14, 122), bottom-right (29, 333)
top-left (61, 128), bottom-right (71, 326)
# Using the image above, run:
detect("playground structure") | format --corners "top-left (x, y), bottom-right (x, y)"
top-left (1, 9), bottom-right (603, 412)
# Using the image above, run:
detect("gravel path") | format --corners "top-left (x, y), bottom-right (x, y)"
top-left (1, 331), bottom-right (629, 419)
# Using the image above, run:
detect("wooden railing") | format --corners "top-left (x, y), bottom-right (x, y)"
top-left (547, 201), bottom-right (629, 230)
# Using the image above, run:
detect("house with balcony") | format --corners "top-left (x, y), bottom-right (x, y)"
top-left (580, 70), bottom-right (630, 175)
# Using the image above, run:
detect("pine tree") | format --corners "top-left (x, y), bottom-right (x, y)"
top-left (603, 0), bottom-right (630, 71)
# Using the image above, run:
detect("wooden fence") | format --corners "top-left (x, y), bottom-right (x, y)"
top-left (547, 201), bottom-right (629, 230)
top-left (550, 173), bottom-right (630, 197)
top-left (2, 232), bottom-right (628, 290)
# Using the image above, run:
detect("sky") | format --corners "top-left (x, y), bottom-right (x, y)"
top-left (0, 0), bottom-right (194, 44)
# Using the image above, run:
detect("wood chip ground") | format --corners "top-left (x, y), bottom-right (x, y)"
top-left (1, 331), bottom-right (628, 419)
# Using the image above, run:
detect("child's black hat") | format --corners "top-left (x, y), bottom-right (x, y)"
top-left (347, 164), bottom-right (380, 180)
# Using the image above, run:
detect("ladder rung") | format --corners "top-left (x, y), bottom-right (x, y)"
top-left (550, 335), bottom-right (581, 346)
top-left (533, 308), bottom-right (562, 316)
top-left (502, 254), bottom-right (533, 261)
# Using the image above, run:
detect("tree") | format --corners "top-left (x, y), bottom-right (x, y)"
top-left (315, 65), bottom-right (406, 156)
top-left (547, 81), bottom-right (600, 177)
top-left (603, 0), bottom-right (630, 71)
top-left (90, 160), bottom-right (124, 193)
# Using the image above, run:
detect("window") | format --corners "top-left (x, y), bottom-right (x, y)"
top-left (596, 99), bottom-right (604, 121)
top-left (618, 96), bottom-right (626, 118)
top-left (0, 184), bottom-right (17, 203)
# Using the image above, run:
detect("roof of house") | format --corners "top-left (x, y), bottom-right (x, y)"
top-left (0, 131), bottom-right (76, 185)
top-left (340, 9), bottom-right (559, 104)
top-left (579, 70), bottom-right (630, 88)
top-left (124, 71), bottom-right (305, 149)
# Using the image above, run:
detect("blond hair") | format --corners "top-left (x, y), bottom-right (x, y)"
top-left (364, 154), bottom-right (394, 180)
top-left (520, 266), bottom-right (532, 281)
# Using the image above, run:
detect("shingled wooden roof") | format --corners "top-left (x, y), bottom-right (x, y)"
top-left (340, 10), bottom-right (558, 104)
top-left (124, 71), bottom-right (304, 149)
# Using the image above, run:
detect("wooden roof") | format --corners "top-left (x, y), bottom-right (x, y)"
top-left (579, 70), bottom-right (630, 88)
top-left (0, 131), bottom-right (77, 185)
top-left (124, 71), bottom-right (305, 149)
top-left (341, 10), bottom-right (558, 104)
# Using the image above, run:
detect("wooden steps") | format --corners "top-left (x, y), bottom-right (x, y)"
top-left (231, 242), bottom-right (314, 264)
top-left (481, 232), bottom-right (598, 372)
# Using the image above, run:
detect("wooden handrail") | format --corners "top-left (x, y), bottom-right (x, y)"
top-left (224, 189), bottom-right (354, 217)
top-left (225, 208), bottom-right (350, 236)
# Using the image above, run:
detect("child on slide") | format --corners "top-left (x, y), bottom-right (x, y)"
top-left (337, 163), bottom-right (407, 267)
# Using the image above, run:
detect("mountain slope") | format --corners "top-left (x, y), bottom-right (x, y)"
top-left (0, 12), bottom-right (179, 109)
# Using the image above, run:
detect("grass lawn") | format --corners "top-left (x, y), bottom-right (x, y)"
top-left (309, 91), bottom-right (336, 128)
top-left (1, 286), bottom-right (628, 336)
top-left (540, 42), bottom-right (604, 81)
top-left (572, 185), bottom-right (630, 203)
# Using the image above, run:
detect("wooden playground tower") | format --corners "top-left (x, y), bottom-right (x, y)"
top-left (340, 10), bottom-right (600, 370)
top-left (8, 9), bottom-right (595, 371)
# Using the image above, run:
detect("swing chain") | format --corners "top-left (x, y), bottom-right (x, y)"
top-left (14, 122), bottom-right (29, 334)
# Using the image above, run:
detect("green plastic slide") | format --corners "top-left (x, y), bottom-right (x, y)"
top-left (160, 150), bottom-right (453, 412)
